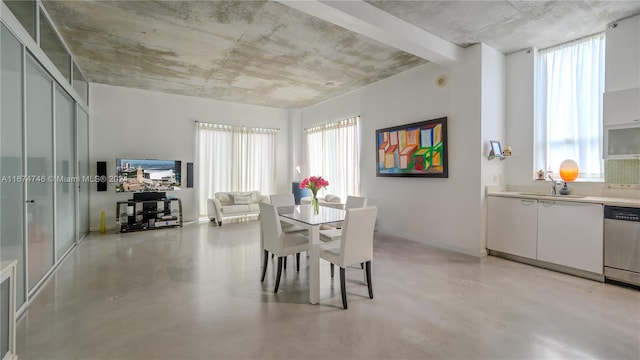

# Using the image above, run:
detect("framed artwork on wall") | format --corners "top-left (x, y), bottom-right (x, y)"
top-left (376, 117), bottom-right (448, 178)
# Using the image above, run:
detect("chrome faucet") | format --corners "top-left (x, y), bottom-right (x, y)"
top-left (547, 174), bottom-right (562, 195)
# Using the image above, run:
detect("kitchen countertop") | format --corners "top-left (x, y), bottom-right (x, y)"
top-left (487, 191), bottom-right (640, 208)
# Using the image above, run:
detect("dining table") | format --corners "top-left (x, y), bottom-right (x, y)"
top-left (277, 204), bottom-right (346, 304)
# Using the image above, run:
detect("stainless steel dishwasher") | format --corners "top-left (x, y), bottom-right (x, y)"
top-left (604, 206), bottom-right (640, 287)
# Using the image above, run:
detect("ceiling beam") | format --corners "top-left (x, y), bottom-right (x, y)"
top-left (277, 0), bottom-right (463, 65)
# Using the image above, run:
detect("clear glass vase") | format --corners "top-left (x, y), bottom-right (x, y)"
top-left (311, 194), bottom-right (319, 215)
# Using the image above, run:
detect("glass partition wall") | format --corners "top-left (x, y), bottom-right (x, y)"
top-left (77, 108), bottom-right (90, 239)
top-left (1, 0), bottom-right (90, 313)
top-left (1, 23), bottom-right (27, 308)
top-left (25, 55), bottom-right (56, 291)
top-left (55, 85), bottom-right (76, 260)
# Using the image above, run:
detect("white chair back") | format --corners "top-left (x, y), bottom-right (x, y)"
top-left (322, 194), bottom-right (343, 209)
top-left (259, 202), bottom-right (283, 253)
top-left (324, 194), bottom-right (341, 203)
top-left (269, 193), bottom-right (295, 208)
top-left (339, 206), bottom-right (377, 267)
top-left (345, 196), bottom-right (367, 210)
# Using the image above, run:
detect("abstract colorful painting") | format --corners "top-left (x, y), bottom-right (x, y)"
top-left (376, 117), bottom-right (448, 178)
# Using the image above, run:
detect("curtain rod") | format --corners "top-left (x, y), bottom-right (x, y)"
top-left (194, 120), bottom-right (279, 131)
top-left (539, 31), bottom-right (604, 53)
top-left (304, 115), bottom-right (359, 131)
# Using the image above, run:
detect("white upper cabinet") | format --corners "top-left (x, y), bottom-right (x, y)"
top-left (605, 123), bottom-right (640, 159)
top-left (603, 88), bottom-right (640, 126)
top-left (605, 15), bottom-right (640, 92)
top-left (603, 15), bottom-right (639, 158)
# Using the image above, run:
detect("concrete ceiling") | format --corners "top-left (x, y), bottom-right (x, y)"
top-left (42, 1), bottom-right (640, 109)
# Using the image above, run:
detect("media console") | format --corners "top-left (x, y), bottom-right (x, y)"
top-left (116, 193), bottom-right (182, 232)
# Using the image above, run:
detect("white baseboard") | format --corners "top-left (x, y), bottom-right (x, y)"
top-left (375, 227), bottom-right (487, 258)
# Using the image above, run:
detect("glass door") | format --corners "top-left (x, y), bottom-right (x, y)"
top-left (77, 107), bottom-right (89, 239)
top-left (1, 24), bottom-right (26, 308)
top-left (25, 55), bottom-right (54, 291)
top-left (55, 85), bottom-right (75, 258)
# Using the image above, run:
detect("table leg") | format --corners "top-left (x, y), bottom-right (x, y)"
top-left (309, 226), bottom-right (320, 304)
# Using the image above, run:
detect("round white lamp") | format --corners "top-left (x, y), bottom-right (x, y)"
top-left (559, 159), bottom-right (579, 195)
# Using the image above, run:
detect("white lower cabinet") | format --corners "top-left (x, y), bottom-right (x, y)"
top-left (488, 196), bottom-right (604, 275)
top-left (488, 196), bottom-right (538, 259)
top-left (537, 200), bottom-right (604, 274)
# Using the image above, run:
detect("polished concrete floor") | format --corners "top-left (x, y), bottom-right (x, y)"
top-left (16, 219), bottom-right (640, 359)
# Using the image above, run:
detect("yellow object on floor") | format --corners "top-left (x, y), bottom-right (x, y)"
top-left (100, 211), bottom-right (106, 233)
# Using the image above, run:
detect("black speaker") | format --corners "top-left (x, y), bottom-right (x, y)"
top-left (97, 161), bottom-right (107, 191)
top-left (186, 162), bottom-right (194, 188)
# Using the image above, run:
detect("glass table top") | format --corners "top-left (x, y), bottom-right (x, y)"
top-left (278, 204), bottom-right (346, 225)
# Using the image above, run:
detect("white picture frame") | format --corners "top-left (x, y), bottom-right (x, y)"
top-left (490, 140), bottom-right (502, 157)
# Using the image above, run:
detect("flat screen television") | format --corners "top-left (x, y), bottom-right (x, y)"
top-left (115, 158), bottom-right (181, 193)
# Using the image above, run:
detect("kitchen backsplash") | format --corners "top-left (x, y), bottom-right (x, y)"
top-left (497, 159), bottom-right (640, 197)
top-left (605, 159), bottom-right (640, 186)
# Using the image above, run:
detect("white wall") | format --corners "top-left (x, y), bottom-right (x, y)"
top-left (505, 48), bottom-right (536, 185)
top-left (481, 43), bottom-right (507, 187)
top-left (89, 84), bottom-right (290, 230)
top-left (300, 44), bottom-right (497, 256)
top-left (480, 44), bottom-right (507, 252)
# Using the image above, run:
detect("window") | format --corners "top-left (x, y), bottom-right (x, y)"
top-left (39, 9), bottom-right (71, 82)
top-left (197, 122), bottom-right (278, 216)
top-left (3, 0), bottom-right (36, 40)
top-left (305, 116), bottom-right (360, 200)
top-left (72, 61), bottom-right (88, 105)
top-left (535, 33), bottom-right (605, 181)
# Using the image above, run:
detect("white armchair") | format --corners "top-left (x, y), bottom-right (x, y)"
top-left (300, 194), bottom-right (343, 209)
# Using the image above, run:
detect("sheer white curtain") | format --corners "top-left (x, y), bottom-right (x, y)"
top-left (535, 33), bottom-right (605, 181)
top-left (197, 122), bottom-right (277, 216)
top-left (305, 116), bottom-right (360, 200)
top-left (234, 127), bottom-right (277, 191)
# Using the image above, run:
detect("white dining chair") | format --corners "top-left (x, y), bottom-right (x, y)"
top-left (319, 196), bottom-right (368, 242)
top-left (269, 193), bottom-right (307, 234)
top-left (259, 202), bottom-right (309, 293)
top-left (318, 206), bottom-right (377, 309)
top-left (268, 193), bottom-right (308, 269)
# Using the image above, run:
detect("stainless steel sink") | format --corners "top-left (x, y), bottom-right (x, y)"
top-left (515, 192), bottom-right (587, 199)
